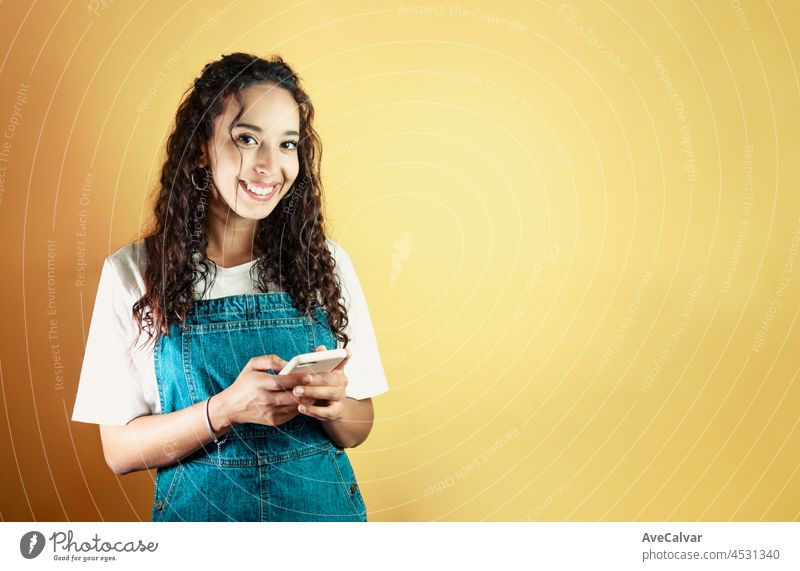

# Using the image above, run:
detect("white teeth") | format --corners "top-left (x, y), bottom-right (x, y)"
top-left (242, 180), bottom-right (277, 196)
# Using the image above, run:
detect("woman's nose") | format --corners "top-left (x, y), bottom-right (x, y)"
top-left (254, 147), bottom-right (279, 175)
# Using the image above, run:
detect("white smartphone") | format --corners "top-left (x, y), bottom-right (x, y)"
top-left (278, 348), bottom-right (347, 375)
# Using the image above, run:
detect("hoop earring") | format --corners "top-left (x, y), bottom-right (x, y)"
top-left (191, 167), bottom-right (211, 191)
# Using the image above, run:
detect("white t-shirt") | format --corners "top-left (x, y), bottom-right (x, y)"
top-left (71, 238), bottom-right (389, 426)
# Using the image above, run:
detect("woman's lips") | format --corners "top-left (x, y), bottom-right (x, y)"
top-left (239, 179), bottom-right (279, 201)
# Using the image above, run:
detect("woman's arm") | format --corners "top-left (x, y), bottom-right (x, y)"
top-left (319, 397), bottom-right (374, 449)
top-left (100, 354), bottom-right (311, 475)
top-left (100, 354), bottom-right (314, 475)
top-left (99, 397), bottom-right (231, 476)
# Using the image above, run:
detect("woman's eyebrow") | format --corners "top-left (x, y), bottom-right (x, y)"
top-left (234, 122), bottom-right (299, 136)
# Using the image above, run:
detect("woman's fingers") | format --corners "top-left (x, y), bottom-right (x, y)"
top-left (298, 401), bottom-right (342, 420)
top-left (264, 391), bottom-right (304, 407)
top-left (263, 372), bottom-right (309, 391)
top-left (293, 384), bottom-right (341, 400)
top-left (248, 353), bottom-right (288, 373)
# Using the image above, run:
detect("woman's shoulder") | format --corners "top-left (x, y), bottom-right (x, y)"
top-left (325, 237), bottom-right (340, 256)
top-left (326, 237), bottom-right (359, 279)
top-left (104, 239), bottom-right (147, 297)
top-left (325, 237), bottom-right (352, 265)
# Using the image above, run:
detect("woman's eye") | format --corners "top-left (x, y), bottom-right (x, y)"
top-left (235, 135), bottom-right (297, 150)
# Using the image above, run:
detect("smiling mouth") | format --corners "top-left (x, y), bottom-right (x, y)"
top-left (239, 179), bottom-right (280, 200)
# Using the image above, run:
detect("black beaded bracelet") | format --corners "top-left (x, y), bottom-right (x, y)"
top-left (205, 395), bottom-right (229, 446)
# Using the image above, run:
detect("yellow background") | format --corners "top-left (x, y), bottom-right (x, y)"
top-left (0, 0), bottom-right (798, 521)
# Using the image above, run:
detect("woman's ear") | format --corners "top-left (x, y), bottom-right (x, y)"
top-left (197, 142), bottom-right (209, 169)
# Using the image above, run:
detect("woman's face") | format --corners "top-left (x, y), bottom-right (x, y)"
top-left (199, 82), bottom-right (301, 220)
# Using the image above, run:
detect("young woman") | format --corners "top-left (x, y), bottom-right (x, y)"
top-left (71, 53), bottom-right (389, 522)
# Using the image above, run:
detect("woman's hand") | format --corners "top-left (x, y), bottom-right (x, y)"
top-left (216, 354), bottom-right (313, 428)
top-left (293, 345), bottom-right (351, 421)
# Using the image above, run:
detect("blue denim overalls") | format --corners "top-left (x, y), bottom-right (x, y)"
top-left (150, 292), bottom-right (368, 522)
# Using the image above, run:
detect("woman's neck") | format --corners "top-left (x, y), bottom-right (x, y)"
top-left (205, 208), bottom-right (261, 268)
top-left (206, 241), bottom-right (259, 268)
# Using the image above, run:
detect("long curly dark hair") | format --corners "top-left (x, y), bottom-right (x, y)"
top-left (131, 52), bottom-right (349, 352)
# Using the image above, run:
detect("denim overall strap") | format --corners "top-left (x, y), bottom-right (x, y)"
top-left (150, 292), bottom-right (367, 522)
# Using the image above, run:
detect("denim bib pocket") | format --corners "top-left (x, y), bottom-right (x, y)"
top-left (329, 447), bottom-right (368, 521)
top-left (152, 463), bottom-right (184, 522)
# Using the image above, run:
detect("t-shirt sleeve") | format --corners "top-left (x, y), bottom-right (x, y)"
top-left (71, 257), bottom-right (152, 426)
top-left (331, 242), bottom-right (390, 400)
